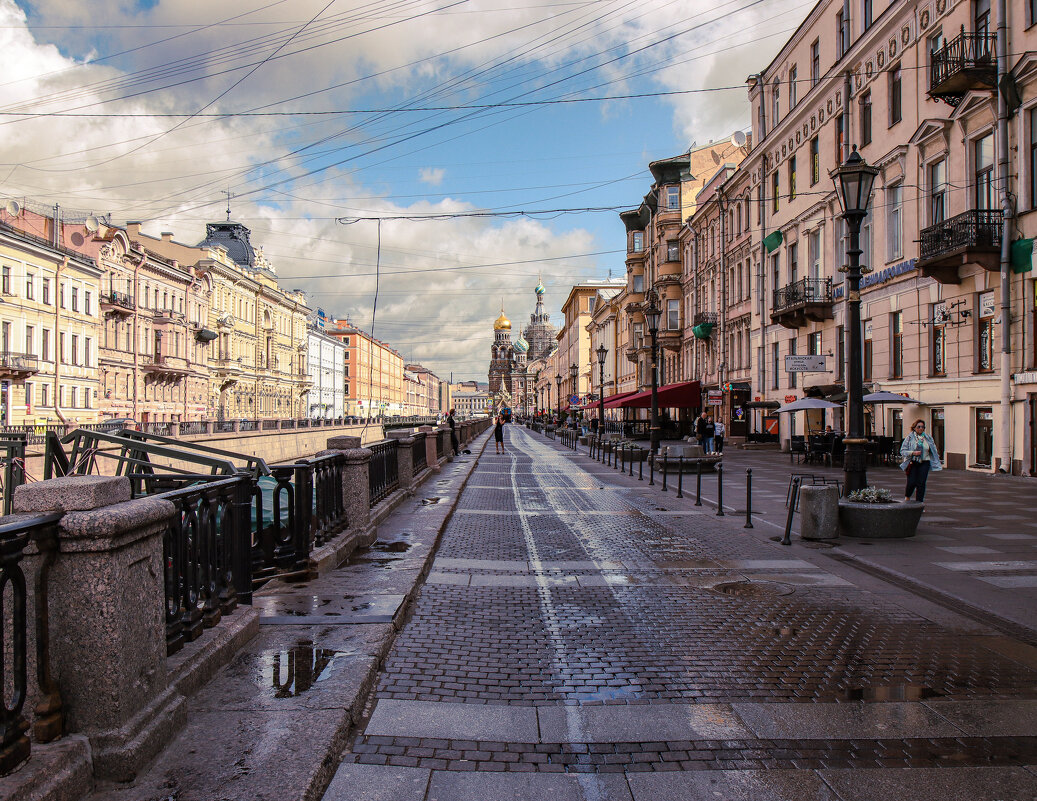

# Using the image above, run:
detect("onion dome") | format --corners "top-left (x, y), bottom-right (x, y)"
top-left (514, 336), bottom-right (530, 353)
top-left (494, 310), bottom-right (512, 330)
top-left (534, 279), bottom-right (546, 296)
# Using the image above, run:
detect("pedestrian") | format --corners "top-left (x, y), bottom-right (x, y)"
top-left (704, 415), bottom-right (716, 454)
top-left (900, 419), bottom-right (942, 503)
top-left (448, 408), bottom-right (459, 456)
top-left (695, 412), bottom-right (707, 450)
top-left (591, 417), bottom-right (599, 436)
top-left (494, 413), bottom-right (506, 454)
top-left (714, 417), bottom-right (725, 454)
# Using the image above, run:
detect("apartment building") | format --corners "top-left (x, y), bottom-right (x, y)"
top-left (326, 320), bottom-right (405, 418)
top-left (307, 324), bottom-right (346, 420)
top-left (557, 278), bottom-right (625, 410)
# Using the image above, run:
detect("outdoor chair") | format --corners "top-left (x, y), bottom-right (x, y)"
top-left (789, 435), bottom-right (806, 464)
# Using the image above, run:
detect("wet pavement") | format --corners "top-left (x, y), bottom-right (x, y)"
top-left (326, 426), bottom-right (1037, 800)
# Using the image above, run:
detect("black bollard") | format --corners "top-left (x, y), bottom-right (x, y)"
top-left (716, 463), bottom-right (724, 516)
top-left (744, 469), bottom-right (753, 529)
top-left (782, 477), bottom-right (800, 546)
top-left (695, 458), bottom-right (702, 506)
top-left (638, 452), bottom-right (643, 481)
top-left (629, 448), bottom-right (634, 476)
top-left (617, 444), bottom-right (622, 471)
top-left (677, 456), bottom-right (684, 498)
top-left (649, 453), bottom-right (654, 486)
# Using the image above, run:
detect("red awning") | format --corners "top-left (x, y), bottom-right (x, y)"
top-left (612, 381), bottom-right (702, 409)
top-left (602, 390), bottom-right (643, 409)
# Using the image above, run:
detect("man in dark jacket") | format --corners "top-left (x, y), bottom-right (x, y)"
top-left (695, 413), bottom-right (707, 449)
top-left (448, 408), bottom-right (459, 456)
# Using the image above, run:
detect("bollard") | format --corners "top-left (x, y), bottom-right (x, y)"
top-left (629, 448), bottom-right (634, 477)
top-left (695, 458), bottom-right (702, 506)
top-left (744, 469), bottom-right (753, 529)
top-left (638, 454), bottom-right (643, 481)
top-left (661, 453), bottom-right (668, 492)
top-left (716, 463), bottom-right (724, 516)
top-left (617, 444), bottom-right (622, 471)
top-left (649, 453), bottom-right (654, 486)
top-left (677, 456), bottom-right (684, 498)
top-left (782, 477), bottom-right (800, 546)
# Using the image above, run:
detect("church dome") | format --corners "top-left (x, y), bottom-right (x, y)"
top-left (494, 310), bottom-right (512, 330)
top-left (535, 280), bottom-right (546, 296)
top-left (197, 221), bottom-right (256, 267)
top-left (514, 336), bottom-right (529, 353)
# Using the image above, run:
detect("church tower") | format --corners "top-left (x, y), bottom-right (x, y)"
top-left (523, 278), bottom-right (557, 361)
top-left (488, 305), bottom-right (515, 401)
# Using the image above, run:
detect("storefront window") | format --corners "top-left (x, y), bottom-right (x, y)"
top-left (975, 407), bottom-right (993, 466)
top-left (932, 303), bottom-right (947, 375)
top-left (931, 408), bottom-right (945, 457)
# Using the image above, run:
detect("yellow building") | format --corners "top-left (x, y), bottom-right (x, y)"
top-left (127, 220), bottom-right (311, 421)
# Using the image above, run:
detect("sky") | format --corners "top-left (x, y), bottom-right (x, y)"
top-left (2, 0), bottom-right (811, 380)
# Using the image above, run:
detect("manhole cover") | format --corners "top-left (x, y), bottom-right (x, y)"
top-left (712, 580), bottom-right (794, 598)
top-left (800, 541), bottom-right (837, 549)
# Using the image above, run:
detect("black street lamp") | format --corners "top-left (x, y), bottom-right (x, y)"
top-left (554, 373), bottom-right (562, 421)
top-left (596, 343), bottom-right (608, 437)
top-left (569, 363), bottom-right (578, 425)
top-left (831, 146), bottom-right (879, 495)
top-left (644, 293), bottom-right (662, 454)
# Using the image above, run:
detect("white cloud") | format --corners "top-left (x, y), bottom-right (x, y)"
top-left (418, 167), bottom-right (445, 186)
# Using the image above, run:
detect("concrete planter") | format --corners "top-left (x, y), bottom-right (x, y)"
top-left (838, 500), bottom-right (923, 539)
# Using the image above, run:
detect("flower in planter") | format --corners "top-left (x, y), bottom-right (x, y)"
top-left (847, 486), bottom-right (894, 504)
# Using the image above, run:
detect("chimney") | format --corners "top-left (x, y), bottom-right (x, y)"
top-left (126, 221), bottom-right (141, 237)
top-left (161, 231), bottom-right (174, 241)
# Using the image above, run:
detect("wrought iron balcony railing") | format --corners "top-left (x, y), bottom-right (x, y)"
top-left (929, 28), bottom-right (996, 106)
top-left (100, 290), bottom-right (134, 311)
top-left (919, 209), bottom-right (1002, 265)
top-left (693, 311), bottom-right (718, 326)
top-left (0, 351), bottom-right (39, 374)
top-left (772, 277), bottom-right (833, 315)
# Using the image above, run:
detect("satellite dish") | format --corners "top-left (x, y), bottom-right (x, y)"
top-left (85, 215), bottom-right (100, 232)
top-left (5, 200), bottom-right (20, 216)
top-left (731, 130), bottom-right (747, 148)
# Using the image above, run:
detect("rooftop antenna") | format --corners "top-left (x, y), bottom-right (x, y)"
top-left (221, 189), bottom-right (234, 221)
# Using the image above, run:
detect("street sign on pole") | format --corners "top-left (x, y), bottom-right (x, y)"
top-left (784, 354), bottom-right (827, 372)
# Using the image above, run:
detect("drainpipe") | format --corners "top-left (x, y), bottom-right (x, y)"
top-left (996, 0), bottom-right (1013, 473)
top-left (53, 257), bottom-right (68, 424)
top-left (131, 248), bottom-right (145, 423)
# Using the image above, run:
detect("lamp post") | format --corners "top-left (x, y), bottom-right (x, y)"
top-left (569, 363), bottom-right (578, 427)
top-left (831, 146), bottom-right (879, 495)
top-left (554, 374), bottom-right (561, 423)
top-left (644, 292), bottom-right (662, 454)
top-left (596, 343), bottom-right (607, 437)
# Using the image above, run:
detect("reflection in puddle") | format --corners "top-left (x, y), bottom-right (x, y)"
top-left (268, 641), bottom-right (340, 698)
top-left (839, 685), bottom-right (942, 702)
top-left (371, 541), bottom-right (411, 553)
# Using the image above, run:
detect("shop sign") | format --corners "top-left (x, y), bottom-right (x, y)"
top-left (706, 390), bottom-right (724, 405)
top-left (833, 258), bottom-right (917, 299)
top-left (784, 394), bottom-right (797, 403)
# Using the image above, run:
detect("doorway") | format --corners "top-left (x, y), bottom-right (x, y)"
top-left (1028, 396), bottom-right (1036, 475)
top-left (931, 407), bottom-right (946, 459)
top-left (975, 407), bottom-right (993, 467)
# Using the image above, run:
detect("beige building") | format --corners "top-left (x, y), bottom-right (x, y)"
top-left (556, 278), bottom-right (625, 412)
top-left (326, 320), bottom-right (405, 418)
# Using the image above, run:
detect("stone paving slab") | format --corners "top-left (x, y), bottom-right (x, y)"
top-left (625, 769), bottom-right (838, 801)
top-left (425, 772), bottom-right (634, 801)
top-left (366, 698), bottom-right (540, 741)
top-left (732, 701), bottom-right (965, 739)
top-left (923, 699), bottom-right (1037, 736)
top-left (818, 766), bottom-right (1037, 801)
top-left (323, 764), bottom-right (430, 801)
top-left (536, 703), bottom-right (751, 743)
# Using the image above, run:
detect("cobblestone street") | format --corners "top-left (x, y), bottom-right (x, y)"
top-left (324, 427), bottom-right (1037, 800)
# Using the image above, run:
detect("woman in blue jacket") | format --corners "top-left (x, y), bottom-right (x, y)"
top-left (899, 419), bottom-right (942, 502)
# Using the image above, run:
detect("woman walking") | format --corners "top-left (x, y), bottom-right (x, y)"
top-left (494, 413), bottom-right (506, 454)
top-left (900, 419), bottom-right (942, 502)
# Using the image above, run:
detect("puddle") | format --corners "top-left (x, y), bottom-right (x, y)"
top-left (371, 541), bottom-right (411, 553)
top-left (838, 685), bottom-right (942, 702)
top-left (421, 497), bottom-right (442, 505)
top-left (266, 641), bottom-right (341, 698)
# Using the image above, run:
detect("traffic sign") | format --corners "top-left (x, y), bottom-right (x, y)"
top-left (785, 354), bottom-right (826, 372)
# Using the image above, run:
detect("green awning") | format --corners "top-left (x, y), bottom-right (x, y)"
top-left (692, 323), bottom-right (714, 339)
top-left (1011, 238), bottom-right (1033, 274)
top-left (763, 230), bottom-right (784, 253)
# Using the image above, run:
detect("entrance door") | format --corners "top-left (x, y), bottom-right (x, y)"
top-left (931, 407), bottom-right (946, 459)
top-left (1029, 396), bottom-right (1037, 475)
top-left (975, 407), bottom-right (993, 467)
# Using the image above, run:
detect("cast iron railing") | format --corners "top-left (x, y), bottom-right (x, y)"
top-left (930, 28), bottom-right (996, 101)
top-left (368, 440), bottom-right (399, 507)
top-left (100, 290), bottom-right (134, 309)
top-left (306, 452), bottom-right (346, 547)
top-left (179, 420), bottom-right (209, 436)
top-left (252, 464), bottom-right (310, 588)
top-left (693, 311), bottom-right (718, 326)
top-left (0, 352), bottom-right (39, 374)
top-left (412, 434), bottom-right (428, 472)
top-left (0, 433), bottom-right (27, 515)
top-left (435, 432), bottom-right (445, 461)
top-left (772, 277), bottom-right (833, 315)
top-left (0, 512), bottom-right (64, 776)
top-left (919, 209), bottom-right (1002, 263)
top-left (161, 476), bottom-right (252, 656)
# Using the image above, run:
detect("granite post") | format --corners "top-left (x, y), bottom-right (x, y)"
top-left (326, 436), bottom-right (375, 546)
top-left (12, 475), bottom-right (186, 781)
top-left (437, 427), bottom-right (452, 462)
top-left (798, 485), bottom-right (839, 540)
top-left (419, 425), bottom-right (440, 472)
top-left (386, 431), bottom-right (417, 493)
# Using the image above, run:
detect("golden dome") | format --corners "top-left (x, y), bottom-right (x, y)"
top-left (494, 309), bottom-right (511, 330)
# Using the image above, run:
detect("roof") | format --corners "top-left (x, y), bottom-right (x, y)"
top-left (197, 221), bottom-right (256, 267)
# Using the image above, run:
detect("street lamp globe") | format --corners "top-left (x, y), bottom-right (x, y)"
top-left (596, 343), bottom-right (608, 366)
top-left (644, 297), bottom-right (662, 335)
top-left (831, 146), bottom-right (879, 218)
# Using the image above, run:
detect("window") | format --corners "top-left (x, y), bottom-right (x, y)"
top-left (41, 383), bottom-right (48, 407)
top-left (977, 291), bottom-right (995, 371)
top-left (71, 286), bottom-right (79, 312)
top-left (863, 321), bottom-right (873, 381)
top-left (25, 325), bottom-right (33, 356)
top-left (788, 338), bottom-right (797, 388)
top-left (808, 230), bottom-right (821, 280)
top-left (633, 322), bottom-right (644, 349)
top-left (70, 387), bottom-right (78, 409)
top-left (59, 332), bottom-right (65, 364)
top-left (788, 156), bottom-right (797, 201)
top-left (975, 133), bottom-right (995, 210)
top-left (932, 303), bottom-right (947, 375)
top-left (974, 0), bottom-right (990, 37)
top-left (808, 331), bottom-right (822, 355)
top-left (810, 136), bottom-right (820, 185)
top-left (887, 184), bottom-right (903, 260)
top-left (861, 208), bottom-right (873, 271)
top-left (666, 240), bottom-right (679, 261)
top-left (772, 170), bottom-right (780, 213)
top-left (837, 6), bottom-right (850, 58)
top-left (71, 334), bottom-right (79, 365)
top-left (772, 79), bottom-right (780, 123)
top-left (772, 343), bottom-right (780, 389)
top-left (42, 329), bottom-right (50, 361)
top-left (25, 273), bottom-right (34, 300)
top-left (788, 242), bottom-right (799, 284)
top-left (665, 185), bottom-right (680, 210)
top-left (59, 283), bottom-right (65, 309)
top-left (891, 311), bottom-right (903, 378)
top-left (632, 273), bottom-right (644, 293)
top-left (770, 253), bottom-right (780, 298)
top-left (84, 337), bottom-right (92, 367)
top-left (889, 65), bottom-right (902, 126)
top-left (811, 39), bottom-right (820, 86)
top-left (862, 0), bottom-right (872, 29)
top-left (630, 231), bottom-right (644, 252)
top-left (1, 265), bottom-right (9, 295)
top-left (788, 66), bottom-right (798, 108)
top-left (860, 91), bottom-right (872, 145)
top-left (930, 159), bottom-right (947, 223)
top-left (835, 114), bottom-right (846, 164)
top-left (42, 278), bottom-right (50, 305)
top-left (1031, 107), bottom-right (1037, 209)
top-left (666, 298), bottom-right (680, 330)
top-left (927, 30), bottom-right (946, 69)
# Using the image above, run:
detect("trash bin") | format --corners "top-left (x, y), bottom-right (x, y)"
top-left (798, 484), bottom-right (839, 540)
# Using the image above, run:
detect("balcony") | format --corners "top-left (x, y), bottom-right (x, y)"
top-left (654, 272), bottom-right (681, 289)
top-left (771, 277), bottom-right (834, 329)
top-left (918, 209), bottom-right (1002, 284)
top-left (929, 28), bottom-right (996, 107)
top-left (100, 291), bottom-right (134, 317)
top-left (692, 311), bottom-right (717, 339)
top-left (0, 352), bottom-right (39, 377)
top-left (142, 354), bottom-right (190, 382)
top-left (153, 310), bottom-right (186, 325)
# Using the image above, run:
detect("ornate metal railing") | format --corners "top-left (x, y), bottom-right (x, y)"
top-left (0, 352), bottom-right (39, 374)
top-left (693, 311), bottom-right (718, 326)
top-left (368, 440), bottom-right (399, 507)
top-left (772, 277), bottom-right (833, 315)
top-left (930, 28), bottom-right (996, 101)
top-left (179, 420), bottom-right (209, 436)
top-left (919, 209), bottom-right (1002, 262)
top-left (161, 476), bottom-right (252, 656)
top-left (412, 433), bottom-right (428, 472)
top-left (435, 431), bottom-right (445, 461)
top-left (0, 433), bottom-right (27, 515)
top-left (0, 512), bottom-right (64, 776)
top-left (251, 464), bottom-right (309, 587)
top-left (304, 452), bottom-right (346, 548)
top-left (100, 290), bottom-right (134, 309)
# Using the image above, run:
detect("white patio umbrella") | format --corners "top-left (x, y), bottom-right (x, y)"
top-left (775, 398), bottom-right (842, 414)
top-left (863, 391), bottom-right (922, 404)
